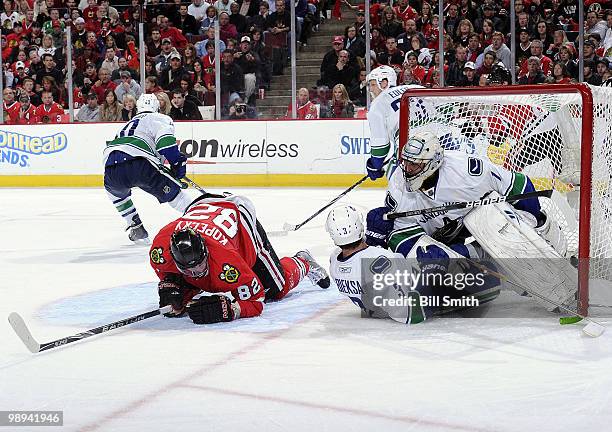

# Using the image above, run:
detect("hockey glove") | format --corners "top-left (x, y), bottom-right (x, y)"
top-left (365, 206), bottom-right (394, 247)
top-left (171, 154), bottom-right (187, 179)
top-left (186, 295), bottom-right (237, 324)
top-left (158, 276), bottom-right (188, 317)
top-left (366, 157), bottom-right (385, 180)
top-left (416, 245), bottom-right (450, 275)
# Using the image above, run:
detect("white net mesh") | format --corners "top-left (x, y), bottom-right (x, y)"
top-left (404, 84), bottom-right (612, 311)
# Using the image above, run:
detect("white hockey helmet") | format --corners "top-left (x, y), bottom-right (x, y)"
top-left (400, 131), bottom-right (444, 191)
top-left (367, 65), bottom-right (397, 93)
top-left (136, 93), bottom-right (160, 113)
top-left (326, 205), bottom-right (365, 247)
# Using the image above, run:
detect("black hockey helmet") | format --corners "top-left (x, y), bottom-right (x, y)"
top-left (170, 228), bottom-right (209, 278)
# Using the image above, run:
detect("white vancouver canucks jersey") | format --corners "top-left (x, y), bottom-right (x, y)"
top-left (386, 150), bottom-right (530, 253)
top-left (103, 112), bottom-right (177, 166)
top-left (330, 245), bottom-right (420, 324)
top-left (367, 84), bottom-right (439, 163)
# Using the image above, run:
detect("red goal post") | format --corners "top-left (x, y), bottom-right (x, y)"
top-left (398, 84), bottom-right (597, 316)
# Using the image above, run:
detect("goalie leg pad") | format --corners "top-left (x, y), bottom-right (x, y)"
top-left (464, 195), bottom-right (577, 311)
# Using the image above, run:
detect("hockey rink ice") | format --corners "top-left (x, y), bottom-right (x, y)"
top-left (2, 187), bottom-right (612, 432)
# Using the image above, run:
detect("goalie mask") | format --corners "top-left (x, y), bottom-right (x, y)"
top-left (400, 131), bottom-right (444, 191)
top-left (326, 205), bottom-right (365, 246)
top-left (170, 228), bottom-right (210, 278)
top-left (367, 65), bottom-right (397, 98)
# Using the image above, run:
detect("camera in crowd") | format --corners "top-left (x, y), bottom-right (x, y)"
top-left (235, 103), bottom-right (247, 114)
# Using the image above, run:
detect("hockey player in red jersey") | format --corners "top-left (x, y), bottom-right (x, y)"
top-left (149, 194), bottom-right (330, 324)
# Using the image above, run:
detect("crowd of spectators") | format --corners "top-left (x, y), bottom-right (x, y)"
top-left (308, 0), bottom-right (612, 118)
top-left (0, 0), bottom-right (325, 124)
top-left (2, 1), bottom-right (612, 124)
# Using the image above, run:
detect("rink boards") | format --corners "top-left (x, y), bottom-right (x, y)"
top-left (0, 119), bottom-right (387, 188)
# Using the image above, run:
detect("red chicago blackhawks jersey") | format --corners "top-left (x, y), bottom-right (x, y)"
top-left (3, 101), bottom-right (21, 124)
top-left (34, 103), bottom-right (64, 124)
top-left (150, 196), bottom-right (266, 318)
top-left (17, 104), bottom-right (37, 124)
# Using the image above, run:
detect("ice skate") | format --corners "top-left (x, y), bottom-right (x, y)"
top-left (295, 250), bottom-right (330, 288)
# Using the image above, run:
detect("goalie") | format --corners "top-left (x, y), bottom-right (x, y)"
top-left (366, 131), bottom-right (576, 310)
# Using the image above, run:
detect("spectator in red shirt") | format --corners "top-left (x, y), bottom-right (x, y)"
top-left (3, 88), bottom-right (21, 124)
top-left (16, 93), bottom-right (37, 124)
top-left (286, 87), bottom-right (319, 119)
top-left (466, 32), bottom-right (482, 62)
top-left (91, 67), bottom-right (117, 103)
top-left (218, 11), bottom-right (238, 43)
top-left (552, 61), bottom-right (573, 84)
top-left (393, 0), bottom-right (417, 23)
top-left (159, 15), bottom-right (188, 49)
top-left (83, 0), bottom-right (99, 24)
top-left (518, 39), bottom-right (552, 77)
top-left (34, 91), bottom-right (65, 124)
top-left (476, 51), bottom-right (496, 76)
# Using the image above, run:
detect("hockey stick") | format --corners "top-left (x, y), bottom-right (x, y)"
top-left (157, 164), bottom-right (207, 194)
top-left (383, 189), bottom-right (554, 221)
top-left (466, 259), bottom-right (605, 337)
top-left (268, 174), bottom-right (370, 236)
top-left (8, 306), bottom-right (171, 354)
top-left (269, 158), bottom-right (394, 236)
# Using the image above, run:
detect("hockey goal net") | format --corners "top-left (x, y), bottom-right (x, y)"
top-left (399, 84), bottom-right (612, 316)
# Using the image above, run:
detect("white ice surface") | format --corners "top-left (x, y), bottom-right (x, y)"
top-left (1, 187), bottom-right (612, 432)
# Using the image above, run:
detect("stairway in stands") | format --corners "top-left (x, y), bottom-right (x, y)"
top-left (257, 6), bottom-right (356, 119)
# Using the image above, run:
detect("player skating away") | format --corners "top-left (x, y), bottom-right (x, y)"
top-left (103, 93), bottom-right (193, 243)
top-left (150, 194), bottom-right (330, 324)
top-left (364, 65), bottom-right (440, 181)
top-left (326, 205), bottom-right (500, 324)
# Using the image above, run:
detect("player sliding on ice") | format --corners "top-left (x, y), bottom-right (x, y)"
top-left (149, 194), bottom-right (330, 324)
top-left (326, 205), bottom-right (501, 324)
top-left (366, 131), bottom-right (577, 311)
top-left (103, 93), bottom-right (193, 243)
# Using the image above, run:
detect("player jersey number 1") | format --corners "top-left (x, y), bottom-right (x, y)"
top-left (183, 203), bottom-right (239, 238)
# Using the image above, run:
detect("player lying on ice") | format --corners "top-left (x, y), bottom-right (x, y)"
top-left (326, 204), bottom-right (502, 324)
top-left (149, 193), bottom-right (330, 324)
top-left (363, 130), bottom-right (577, 313)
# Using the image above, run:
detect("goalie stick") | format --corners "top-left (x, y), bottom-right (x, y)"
top-left (383, 189), bottom-right (553, 220)
top-left (466, 259), bottom-right (605, 338)
top-left (8, 306), bottom-right (171, 354)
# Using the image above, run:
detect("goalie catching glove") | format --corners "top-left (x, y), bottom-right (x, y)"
top-left (186, 295), bottom-right (240, 324)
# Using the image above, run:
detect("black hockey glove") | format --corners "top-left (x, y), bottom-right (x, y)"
top-left (186, 295), bottom-right (236, 324)
top-left (158, 276), bottom-right (188, 317)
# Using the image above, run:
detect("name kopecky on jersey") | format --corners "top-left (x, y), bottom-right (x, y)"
top-left (174, 220), bottom-right (229, 246)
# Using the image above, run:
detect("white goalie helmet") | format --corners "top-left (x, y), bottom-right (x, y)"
top-left (326, 205), bottom-right (365, 247)
top-left (400, 131), bottom-right (444, 191)
top-left (367, 65), bottom-right (397, 91)
top-left (136, 93), bottom-right (160, 113)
